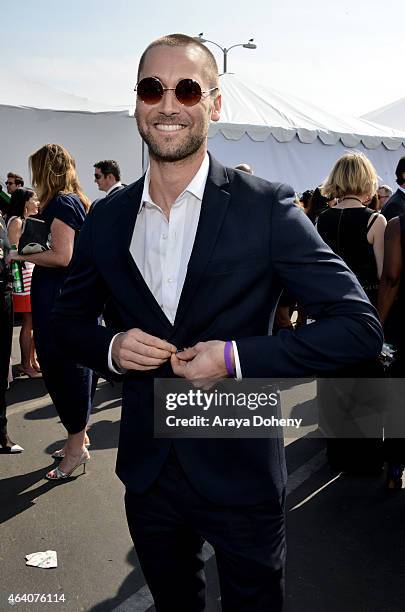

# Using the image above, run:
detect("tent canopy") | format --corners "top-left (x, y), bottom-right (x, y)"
top-left (2, 69), bottom-right (404, 196)
top-left (210, 74), bottom-right (405, 151)
top-left (0, 70), bottom-right (141, 199)
top-left (0, 67), bottom-right (125, 113)
top-left (361, 97), bottom-right (405, 132)
top-left (206, 74), bottom-right (405, 192)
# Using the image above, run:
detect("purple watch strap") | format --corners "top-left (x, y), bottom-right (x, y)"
top-left (224, 341), bottom-right (235, 377)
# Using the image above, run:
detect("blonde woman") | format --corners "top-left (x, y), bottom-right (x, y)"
top-left (317, 151), bottom-right (386, 306)
top-left (10, 144), bottom-right (93, 479)
top-left (317, 151), bottom-right (386, 474)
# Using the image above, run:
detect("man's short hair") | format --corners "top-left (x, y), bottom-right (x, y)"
top-left (235, 163), bottom-right (253, 174)
top-left (378, 184), bottom-right (393, 196)
top-left (94, 160), bottom-right (121, 181)
top-left (137, 33), bottom-right (219, 90)
top-left (395, 157), bottom-right (405, 186)
top-left (7, 172), bottom-right (24, 187)
top-left (299, 189), bottom-right (314, 208)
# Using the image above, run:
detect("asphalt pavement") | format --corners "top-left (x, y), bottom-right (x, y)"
top-left (1, 330), bottom-right (405, 612)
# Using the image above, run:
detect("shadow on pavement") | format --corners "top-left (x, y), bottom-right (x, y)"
top-left (0, 464), bottom-right (78, 524)
top-left (90, 548), bottom-right (146, 611)
top-left (90, 546), bottom-right (221, 612)
top-left (7, 377), bottom-right (48, 404)
top-left (286, 463), bottom-right (405, 612)
top-left (43, 419), bottom-right (122, 456)
top-left (24, 402), bottom-right (58, 420)
top-left (92, 381), bottom-right (122, 411)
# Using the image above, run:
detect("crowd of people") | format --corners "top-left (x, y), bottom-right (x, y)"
top-left (0, 154), bottom-right (123, 468)
top-left (1, 32), bottom-right (405, 611)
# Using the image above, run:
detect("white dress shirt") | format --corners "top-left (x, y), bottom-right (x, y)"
top-left (130, 156), bottom-right (208, 324)
top-left (106, 181), bottom-right (122, 196)
top-left (108, 154), bottom-right (241, 377)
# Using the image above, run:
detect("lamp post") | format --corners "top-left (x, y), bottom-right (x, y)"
top-left (194, 33), bottom-right (257, 74)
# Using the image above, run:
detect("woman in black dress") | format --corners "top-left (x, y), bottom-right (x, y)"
top-left (10, 144), bottom-right (93, 479)
top-left (317, 152), bottom-right (386, 304)
top-left (316, 152), bottom-right (386, 474)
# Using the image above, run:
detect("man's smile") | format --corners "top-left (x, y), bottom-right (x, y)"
top-left (154, 123), bottom-right (187, 132)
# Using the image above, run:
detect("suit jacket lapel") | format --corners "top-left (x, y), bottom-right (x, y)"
top-left (173, 156), bottom-right (231, 331)
top-left (120, 179), bottom-right (174, 331)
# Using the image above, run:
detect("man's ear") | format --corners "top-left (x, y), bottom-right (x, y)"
top-left (210, 93), bottom-right (221, 123)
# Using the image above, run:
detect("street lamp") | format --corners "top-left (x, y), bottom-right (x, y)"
top-left (194, 33), bottom-right (257, 74)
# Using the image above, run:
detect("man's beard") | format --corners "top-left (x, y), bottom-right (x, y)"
top-left (136, 116), bottom-right (207, 163)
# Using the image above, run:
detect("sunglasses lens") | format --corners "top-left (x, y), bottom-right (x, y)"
top-left (137, 77), bottom-right (164, 104)
top-left (175, 79), bottom-right (202, 106)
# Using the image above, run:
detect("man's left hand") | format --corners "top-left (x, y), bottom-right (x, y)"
top-left (171, 340), bottom-right (233, 381)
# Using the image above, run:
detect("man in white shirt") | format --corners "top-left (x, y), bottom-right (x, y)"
top-left (52, 33), bottom-right (382, 612)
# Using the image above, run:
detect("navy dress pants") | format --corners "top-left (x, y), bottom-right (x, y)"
top-left (125, 449), bottom-right (285, 612)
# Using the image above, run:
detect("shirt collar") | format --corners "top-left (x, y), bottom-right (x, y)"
top-left (139, 153), bottom-right (210, 213)
top-left (106, 181), bottom-right (121, 196)
top-left (398, 185), bottom-right (405, 195)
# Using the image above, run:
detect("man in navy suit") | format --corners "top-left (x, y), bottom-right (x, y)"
top-left (381, 156), bottom-right (405, 221)
top-left (91, 159), bottom-right (124, 211)
top-left (52, 34), bottom-right (383, 611)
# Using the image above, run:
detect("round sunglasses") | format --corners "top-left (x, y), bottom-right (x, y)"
top-left (135, 77), bottom-right (218, 107)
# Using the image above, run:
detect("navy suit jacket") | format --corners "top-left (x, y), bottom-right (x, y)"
top-left (90, 184), bottom-right (124, 212)
top-left (381, 188), bottom-right (405, 221)
top-left (52, 155), bottom-right (383, 504)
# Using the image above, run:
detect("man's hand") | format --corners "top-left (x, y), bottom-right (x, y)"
top-left (171, 340), bottom-right (234, 381)
top-left (112, 329), bottom-right (177, 371)
top-left (7, 249), bottom-right (24, 263)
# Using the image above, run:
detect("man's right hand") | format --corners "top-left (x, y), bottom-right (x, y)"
top-left (111, 329), bottom-right (177, 371)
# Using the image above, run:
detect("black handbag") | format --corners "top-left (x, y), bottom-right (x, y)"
top-left (18, 217), bottom-right (51, 255)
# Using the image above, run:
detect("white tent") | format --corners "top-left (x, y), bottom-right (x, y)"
top-left (361, 97), bottom-right (405, 132)
top-left (0, 70), bottom-right (142, 200)
top-left (2, 69), bottom-right (405, 198)
top-left (208, 74), bottom-right (405, 192)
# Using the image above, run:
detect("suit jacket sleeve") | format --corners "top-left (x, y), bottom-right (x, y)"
top-left (381, 191), bottom-right (405, 222)
top-left (383, 201), bottom-right (405, 221)
top-left (235, 183), bottom-right (383, 377)
top-left (51, 213), bottom-right (118, 378)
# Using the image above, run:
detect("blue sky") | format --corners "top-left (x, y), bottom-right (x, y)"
top-left (2, 0), bottom-right (404, 115)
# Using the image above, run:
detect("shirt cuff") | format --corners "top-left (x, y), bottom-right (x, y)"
top-left (108, 332), bottom-right (127, 374)
top-left (231, 340), bottom-right (242, 380)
